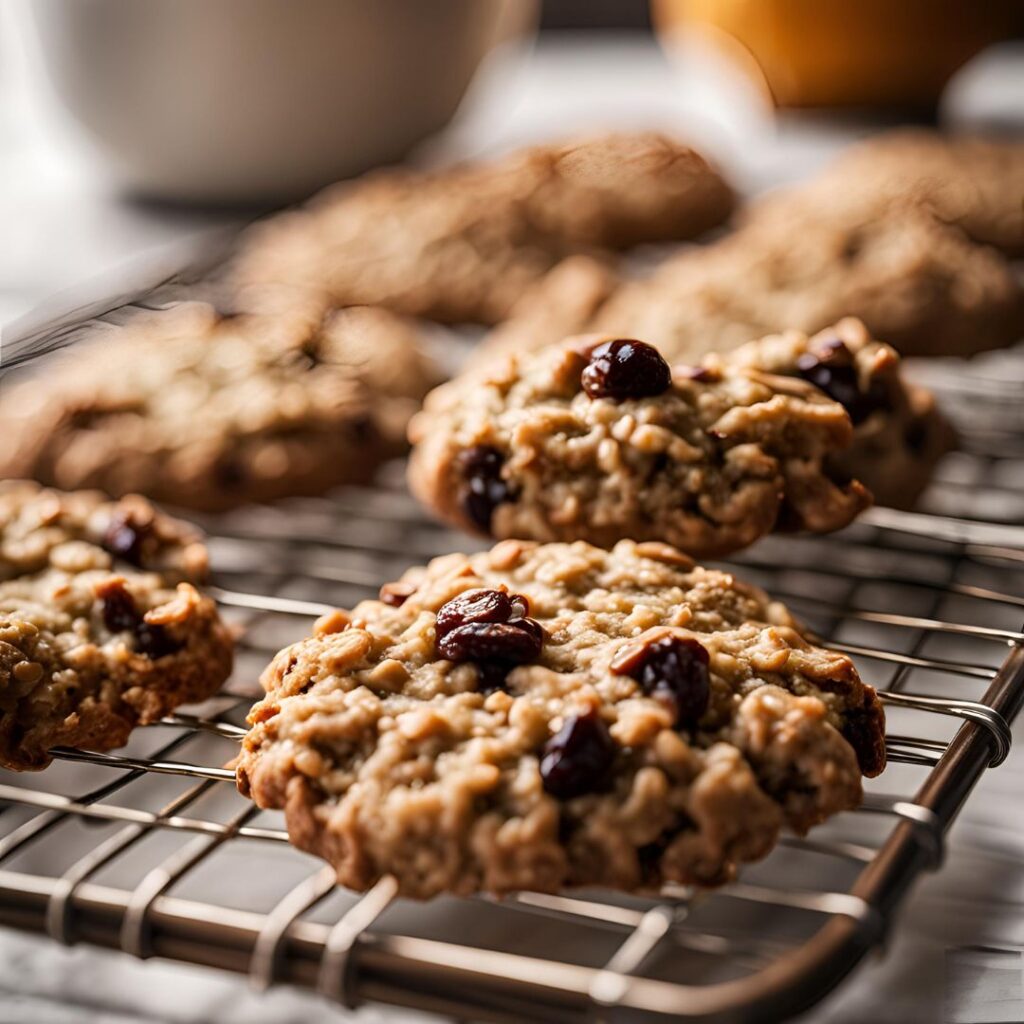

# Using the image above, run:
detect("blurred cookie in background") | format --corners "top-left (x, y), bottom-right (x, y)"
top-left (474, 132), bottom-right (1024, 366)
top-left (0, 482), bottom-right (233, 770)
top-left (595, 192), bottom-right (1022, 361)
top-left (746, 131), bottom-right (1024, 256)
top-left (228, 132), bottom-right (734, 325)
top-left (0, 298), bottom-right (441, 512)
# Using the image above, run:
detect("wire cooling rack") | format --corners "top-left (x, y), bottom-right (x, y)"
top-left (0, 353), bottom-right (1022, 1023)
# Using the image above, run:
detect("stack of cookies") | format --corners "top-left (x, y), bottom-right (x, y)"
top-left (3, 127), bottom-right (1021, 901)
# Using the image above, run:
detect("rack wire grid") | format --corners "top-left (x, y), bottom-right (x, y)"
top-left (0, 338), bottom-right (1022, 1024)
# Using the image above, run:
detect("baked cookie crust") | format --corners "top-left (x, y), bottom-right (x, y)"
top-left (409, 334), bottom-right (871, 557)
top-left (476, 133), bottom-right (1023, 363)
top-left (594, 196), bottom-right (1022, 361)
top-left (229, 132), bottom-right (734, 325)
top-left (759, 129), bottom-right (1024, 256)
top-left (0, 300), bottom-right (440, 512)
top-left (0, 482), bottom-right (233, 770)
top-left (237, 539), bottom-right (884, 899)
top-left (710, 319), bottom-right (954, 510)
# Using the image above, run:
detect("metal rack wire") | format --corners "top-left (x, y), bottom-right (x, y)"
top-left (0, 354), bottom-right (1022, 1023)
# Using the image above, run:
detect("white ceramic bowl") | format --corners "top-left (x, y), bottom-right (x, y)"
top-left (27, 0), bottom-right (529, 203)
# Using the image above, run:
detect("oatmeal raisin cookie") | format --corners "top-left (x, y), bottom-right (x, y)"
top-left (237, 539), bottom-right (884, 898)
top-left (0, 482), bottom-right (233, 769)
top-left (0, 299), bottom-right (440, 512)
top-left (229, 132), bottom-right (734, 325)
top-left (409, 334), bottom-right (871, 557)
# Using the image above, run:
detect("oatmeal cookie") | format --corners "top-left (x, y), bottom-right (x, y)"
top-left (476, 317), bottom-right (949, 511)
top-left (236, 539), bottom-right (885, 898)
top-left (478, 151), bottom-right (1023, 365)
top-left (593, 196), bottom-right (1023, 361)
top-left (229, 132), bottom-right (734, 325)
top-left (0, 482), bottom-right (233, 770)
top-left (710, 319), bottom-right (955, 509)
top-left (757, 130), bottom-right (1024, 256)
top-left (408, 335), bottom-right (870, 557)
top-left (0, 299), bottom-right (440, 512)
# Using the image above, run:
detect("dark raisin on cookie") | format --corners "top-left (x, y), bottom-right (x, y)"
top-left (213, 455), bottom-right (248, 489)
top-left (814, 675), bottom-right (887, 776)
top-left (435, 588), bottom-right (543, 690)
top-left (540, 708), bottom-right (617, 799)
top-left (134, 621), bottom-right (182, 659)
top-left (795, 341), bottom-right (888, 425)
top-left (581, 339), bottom-right (672, 401)
top-left (903, 417), bottom-right (928, 453)
top-left (97, 579), bottom-right (182, 659)
top-left (100, 580), bottom-right (143, 633)
top-left (835, 693), bottom-right (887, 776)
top-left (103, 512), bottom-right (153, 567)
top-left (438, 620), bottom-right (544, 665)
top-left (636, 812), bottom-right (697, 880)
top-left (436, 588), bottom-right (521, 635)
top-left (457, 445), bottom-right (515, 531)
top-left (613, 635), bottom-right (710, 728)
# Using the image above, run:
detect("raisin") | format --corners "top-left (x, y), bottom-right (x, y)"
top-left (214, 456), bottom-right (247, 488)
top-left (103, 512), bottom-right (152, 567)
top-left (581, 339), bottom-right (671, 400)
top-left (438, 620), bottom-right (543, 664)
top-left (636, 813), bottom-right (697, 881)
top-left (840, 700), bottom-right (887, 777)
top-left (457, 445), bottom-right (514, 531)
top-left (99, 581), bottom-right (182, 659)
top-left (615, 636), bottom-right (710, 729)
top-left (476, 660), bottom-right (514, 693)
top-left (435, 588), bottom-right (543, 690)
top-left (134, 622), bottom-right (182, 659)
top-left (795, 343), bottom-right (887, 425)
top-left (812, 675), bottom-right (886, 777)
top-left (539, 708), bottom-right (616, 799)
top-left (904, 417), bottom-right (928, 453)
top-left (436, 588), bottom-right (519, 636)
top-left (101, 584), bottom-right (142, 633)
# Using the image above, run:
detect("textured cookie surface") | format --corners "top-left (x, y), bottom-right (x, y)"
top-left (478, 134), bottom-right (1023, 363)
top-left (0, 482), bottom-right (233, 770)
top-left (230, 132), bottom-right (734, 325)
top-left (766, 130), bottom-right (1024, 255)
top-left (409, 335), bottom-right (870, 557)
top-left (477, 288), bottom-right (950, 510)
top-left (710, 319), bottom-right (954, 509)
top-left (237, 539), bottom-right (885, 899)
top-left (593, 196), bottom-right (1022, 361)
top-left (0, 300), bottom-right (440, 512)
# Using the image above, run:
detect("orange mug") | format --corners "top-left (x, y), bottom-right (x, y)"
top-left (654, 0), bottom-right (1021, 110)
